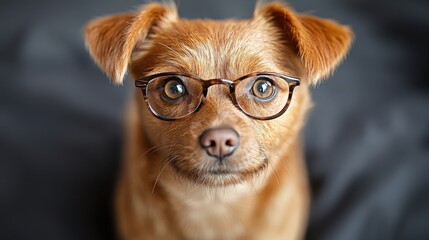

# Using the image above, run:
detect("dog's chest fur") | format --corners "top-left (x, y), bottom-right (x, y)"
top-left (169, 186), bottom-right (248, 239)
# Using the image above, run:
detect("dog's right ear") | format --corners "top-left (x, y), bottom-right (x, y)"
top-left (254, 3), bottom-right (353, 85)
top-left (84, 3), bottom-right (177, 84)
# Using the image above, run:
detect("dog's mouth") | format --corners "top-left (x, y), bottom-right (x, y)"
top-left (169, 158), bottom-right (268, 186)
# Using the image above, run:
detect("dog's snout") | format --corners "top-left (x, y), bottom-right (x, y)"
top-left (199, 128), bottom-right (240, 159)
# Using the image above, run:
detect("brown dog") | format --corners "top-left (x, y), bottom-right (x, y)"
top-left (84, 1), bottom-right (352, 239)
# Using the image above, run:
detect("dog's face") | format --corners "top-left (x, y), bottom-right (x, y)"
top-left (131, 19), bottom-right (306, 186)
top-left (85, 3), bottom-right (352, 186)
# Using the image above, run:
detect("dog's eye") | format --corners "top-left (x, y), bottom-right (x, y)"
top-left (163, 78), bottom-right (186, 100)
top-left (252, 77), bottom-right (275, 100)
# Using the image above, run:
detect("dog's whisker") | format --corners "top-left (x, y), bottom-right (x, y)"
top-left (260, 164), bottom-right (270, 189)
top-left (152, 156), bottom-right (179, 194)
top-left (266, 160), bottom-right (281, 185)
top-left (139, 143), bottom-right (186, 161)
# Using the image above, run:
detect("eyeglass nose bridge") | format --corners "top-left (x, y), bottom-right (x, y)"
top-left (201, 78), bottom-right (235, 97)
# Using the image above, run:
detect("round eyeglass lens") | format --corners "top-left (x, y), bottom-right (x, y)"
top-left (235, 75), bottom-right (291, 118)
top-left (146, 75), bottom-right (203, 119)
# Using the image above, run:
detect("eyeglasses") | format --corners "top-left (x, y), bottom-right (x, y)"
top-left (135, 72), bottom-right (300, 121)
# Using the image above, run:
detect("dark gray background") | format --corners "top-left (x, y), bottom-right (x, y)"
top-left (1, 0), bottom-right (428, 239)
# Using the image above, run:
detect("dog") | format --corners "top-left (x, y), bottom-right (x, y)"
top-left (84, 1), bottom-right (352, 239)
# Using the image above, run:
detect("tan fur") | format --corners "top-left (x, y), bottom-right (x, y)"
top-left (84, 2), bottom-right (353, 239)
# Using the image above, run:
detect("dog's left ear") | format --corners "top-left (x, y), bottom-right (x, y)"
top-left (255, 3), bottom-right (353, 84)
top-left (84, 3), bottom-right (177, 84)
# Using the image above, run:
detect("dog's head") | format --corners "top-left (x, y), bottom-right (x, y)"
top-left (84, 2), bottom-right (352, 186)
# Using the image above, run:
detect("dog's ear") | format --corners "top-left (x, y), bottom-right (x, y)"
top-left (254, 3), bottom-right (353, 84)
top-left (84, 3), bottom-right (177, 84)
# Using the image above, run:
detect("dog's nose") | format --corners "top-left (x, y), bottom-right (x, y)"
top-left (199, 128), bottom-right (240, 159)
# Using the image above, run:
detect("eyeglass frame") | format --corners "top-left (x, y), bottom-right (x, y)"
top-left (135, 72), bottom-right (300, 121)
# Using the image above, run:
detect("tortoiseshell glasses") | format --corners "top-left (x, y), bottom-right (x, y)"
top-left (135, 72), bottom-right (300, 121)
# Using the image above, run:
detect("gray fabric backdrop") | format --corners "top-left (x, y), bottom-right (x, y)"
top-left (1, 0), bottom-right (428, 239)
